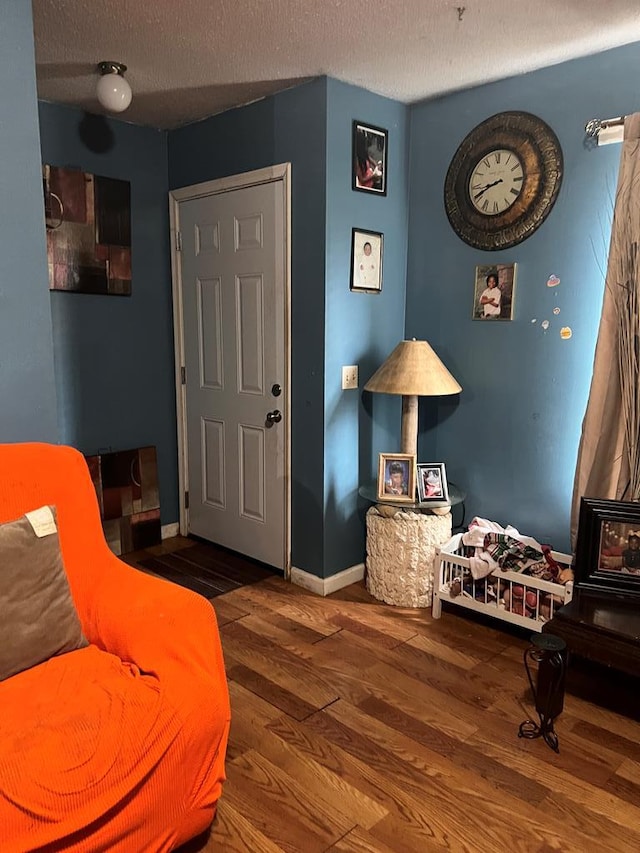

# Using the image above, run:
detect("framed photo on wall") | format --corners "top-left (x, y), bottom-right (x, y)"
top-left (352, 121), bottom-right (387, 195)
top-left (473, 263), bottom-right (517, 320)
top-left (350, 228), bottom-right (383, 293)
top-left (417, 463), bottom-right (449, 503)
top-left (377, 453), bottom-right (416, 502)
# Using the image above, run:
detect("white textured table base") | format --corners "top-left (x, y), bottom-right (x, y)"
top-left (366, 506), bottom-right (452, 607)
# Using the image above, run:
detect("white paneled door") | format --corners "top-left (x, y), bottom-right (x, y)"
top-left (174, 171), bottom-right (288, 571)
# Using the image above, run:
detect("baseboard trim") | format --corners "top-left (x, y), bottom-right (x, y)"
top-left (290, 562), bottom-right (365, 596)
top-left (161, 522), bottom-right (180, 540)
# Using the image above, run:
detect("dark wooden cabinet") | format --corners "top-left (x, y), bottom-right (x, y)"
top-left (544, 591), bottom-right (640, 678)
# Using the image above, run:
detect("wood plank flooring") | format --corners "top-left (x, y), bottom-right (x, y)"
top-left (125, 536), bottom-right (279, 597)
top-left (129, 539), bottom-right (640, 852)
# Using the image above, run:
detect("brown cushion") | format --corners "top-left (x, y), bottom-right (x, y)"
top-left (0, 506), bottom-right (87, 681)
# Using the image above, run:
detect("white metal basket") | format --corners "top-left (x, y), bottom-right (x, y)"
top-left (433, 533), bottom-right (573, 632)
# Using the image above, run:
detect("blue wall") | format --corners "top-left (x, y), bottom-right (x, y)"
top-left (169, 78), bottom-right (410, 577)
top-left (0, 1), bottom-right (58, 442)
top-left (324, 79), bottom-right (409, 573)
top-left (406, 43), bottom-right (635, 553)
top-left (273, 83), bottom-right (328, 576)
top-left (26, 39), bottom-right (639, 565)
top-left (169, 80), bottom-right (328, 574)
top-left (38, 103), bottom-right (178, 523)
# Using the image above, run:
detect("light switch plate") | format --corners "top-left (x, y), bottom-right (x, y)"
top-left (342, 365), bottom-right (358, 390)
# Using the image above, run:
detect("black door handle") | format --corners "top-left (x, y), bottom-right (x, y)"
top-left (266, 410), bottom-right (282, 424)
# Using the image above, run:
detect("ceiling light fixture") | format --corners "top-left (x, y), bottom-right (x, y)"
top-left (96, 61), bottom-right (132, 113)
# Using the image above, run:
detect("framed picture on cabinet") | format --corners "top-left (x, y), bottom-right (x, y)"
top-left (574, 498), bottom-right (640, 597)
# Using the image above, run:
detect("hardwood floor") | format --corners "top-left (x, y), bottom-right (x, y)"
top-left (130, 541), bottom-right (640, 852)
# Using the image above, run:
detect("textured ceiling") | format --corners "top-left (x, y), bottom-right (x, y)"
top-left (32, 0), bottom-right (640, 130)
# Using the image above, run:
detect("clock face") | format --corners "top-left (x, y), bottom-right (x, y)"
top-left (468, 149), bottom-right (524, 215)
top-left (444, 112), bottom-right (563, 251)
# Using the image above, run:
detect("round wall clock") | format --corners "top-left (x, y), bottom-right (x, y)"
top-left (444, 111), bottom-right (563, 251)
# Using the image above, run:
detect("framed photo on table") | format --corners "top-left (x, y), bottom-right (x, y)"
top-left (352, 121), bottom-right (387, 195)
top-left (350, 228), bottom-right (383, 293)
top-left (574, 497), bottom-right (640, 597)
top-left (417, 463), bottom-right (449, 503)
top-left (377, 453), bottom-right (416, 502)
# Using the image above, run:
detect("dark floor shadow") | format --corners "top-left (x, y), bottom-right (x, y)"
top-left (174, 826), bottom-right (212, 853)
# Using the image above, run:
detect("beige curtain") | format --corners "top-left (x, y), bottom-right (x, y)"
top-left (571, 113), bottom-right (640, 547)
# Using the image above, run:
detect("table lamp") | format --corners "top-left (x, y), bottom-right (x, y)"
top-left (364, 339), bottom-right (462, 456)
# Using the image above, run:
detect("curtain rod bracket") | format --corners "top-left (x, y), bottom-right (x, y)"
top-left (585, 116), bottom-right (625, 146)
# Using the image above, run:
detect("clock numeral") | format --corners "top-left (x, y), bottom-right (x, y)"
top-left (505, 153), bottom-right (512, 165)
top-left (482, 199), bottom-right (489, 212)
top-left (511, 164), bottom-right (521, 172)
top-left (504, 197), bottom-right (510, 208)
top-left (510, 187), bottom-right (519, 196)
top-left (483, 158), bottom-right (491, 169)
top-left (492, 201), bottom-right (499, 213)
top-left (494, 152), bottom-right (501, 164)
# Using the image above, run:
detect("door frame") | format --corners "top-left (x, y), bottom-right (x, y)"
top-left (169, 163), bottom-right (292, 578)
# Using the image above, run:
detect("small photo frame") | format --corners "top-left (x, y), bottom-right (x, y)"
top-left (353, 121), bottom-right (388, 195)
top-left (575, 498), bottom-right (640, 597)
top-left (377, 453), bottom-right (416, 502)
top-left (473, 263), bottom-right (517, 320)
top-left (417, 463), bottom-right (449, 503)
top-left (350, 228), bottom-right (383, 293)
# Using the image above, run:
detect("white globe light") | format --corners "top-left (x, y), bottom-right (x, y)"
top-left (96, 63), bottom-right (132, 113)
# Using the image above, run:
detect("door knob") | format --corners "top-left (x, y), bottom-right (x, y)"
top-left (266, 409), bottom-right (282, 425)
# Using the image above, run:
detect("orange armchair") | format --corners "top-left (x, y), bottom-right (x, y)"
top-left (0, 443), bottom-right (230, 852)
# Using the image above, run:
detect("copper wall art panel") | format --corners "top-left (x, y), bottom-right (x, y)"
top-left (86, 446), bottom-right (161, 555)
top-left (43, 164), bottom-right (131, 296)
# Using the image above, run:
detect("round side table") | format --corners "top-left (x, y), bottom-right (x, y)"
top-left (359, 483), bottom-right (466, 608)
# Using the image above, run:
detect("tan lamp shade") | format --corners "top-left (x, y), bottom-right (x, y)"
top-left (365, 339), bottom-right (461, 457)
top-left (364, 340), bottom-right (462, 396)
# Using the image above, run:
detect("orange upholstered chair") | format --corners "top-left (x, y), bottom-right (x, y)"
top-left (0, 443), bottom-right (230, 852)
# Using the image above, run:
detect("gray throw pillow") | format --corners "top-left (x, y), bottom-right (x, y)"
top-left (0, 505), bottom-right (87, 681)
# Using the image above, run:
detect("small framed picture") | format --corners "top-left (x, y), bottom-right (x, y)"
top-left (353, 121), bottom-right (388, 195)
top-left (473, 263), bottom-right (517, 320)
top-left (417, 463), bottom-right (449, 503)
top-left (377, 453), bottom-right (416, 502)
top-left (350, 228), bottom-right (383, 293)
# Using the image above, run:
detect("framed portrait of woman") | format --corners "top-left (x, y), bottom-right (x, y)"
top-left (377, 453), bottom-right (416, 502)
